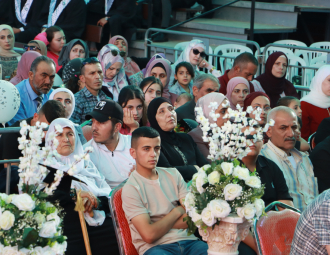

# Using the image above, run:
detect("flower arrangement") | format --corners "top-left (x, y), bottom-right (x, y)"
top-left (0, 121), bottom-right (93, 254)
top-left (184, 103), bottom-right (271, 235)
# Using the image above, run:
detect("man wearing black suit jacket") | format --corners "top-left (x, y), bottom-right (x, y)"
top-left (175, 73), bottom-right (220, 121)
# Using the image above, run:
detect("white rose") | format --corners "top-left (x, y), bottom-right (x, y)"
top-left (31, 247), bottom-right (43, 255)
top-left (237, 204), bottom-right (256, 219)
top-left (201, 206), bottom-right (216, 227)
top-left (209, 199), bottom-right (231, 218)
top-left (2, 246), bottom-right (18, 255)
top-left (0, 193), bottom-right (8, 203)
top-left (18, 248), bottom-right (30, 255)
top-left (50, 242), bottom-right (67, 254)
top-left (11, 194), bottom-right (35, 211)
top-left (245, 176), bottom-right (262, 189)
top-left (200, 164), bottom-right (211, 172)
top-left (189, 208), bottom-right (202, 224)
top-left (254, 199), bottom-right (265, 217)
top-left (223, 184), bottom-right (242, 201)
top-left (233, 166), bottom-right (250, 181)
top-left (208, 171), bottom-right (221, 185)
top-left (46, 213), bottom-right (61, 227)
top-left (39, 221), bottom-right (57, 238)
top-left (221, 162), bottom-right (234, 176)
top-left (0, 211), bottom-right (15, 230)
top-left (196, 171), bottom-right (208, 194)
top-left (34, 212), bottom-right (46, 225)
top-left (184, 193), bottom-right (196, 212)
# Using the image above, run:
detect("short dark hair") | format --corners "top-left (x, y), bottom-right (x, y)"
top-left (131, 127), bottom-right (160, 148)
top-left (80, 59), bottom-right (100, 75)
top-left (173, 62), bottom-right (195, 85)
top-left (46, 26), bottom-right (63, 43)
top-left (139, 76), bottom-right (163, 95)
top-left (233, 52), bottom-right (258, 69)
top-left (30, 56), bottom-right (56, 74)
top-left (276, 96), bottom-right (299, 107)
top-left (38, 100), bottom-right (66, 123)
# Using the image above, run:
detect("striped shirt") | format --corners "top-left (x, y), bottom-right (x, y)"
top-left (260, 140), bottom-right (318, 212)
top-left (290, 190), bottom-right (330, 255)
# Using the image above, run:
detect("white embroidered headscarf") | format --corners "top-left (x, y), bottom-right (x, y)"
top-left (49, 88), bottom-right (75, 119)
top-left (301, 65), bottom-right (330, 108)
top-left (45, 118), bottom-right (111, 197)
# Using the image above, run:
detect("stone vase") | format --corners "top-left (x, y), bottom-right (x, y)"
top-left (198, 214), bottom-right (252, 255)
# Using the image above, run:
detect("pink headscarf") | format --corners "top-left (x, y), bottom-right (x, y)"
top-left (109, 35), bottom-right (140, 77)
top-left (226, 77), bottom-right (250, 110)
top-left (34, 32), bottom-right (49, 46)
top-left (10, 51), bottom-right (42, 85)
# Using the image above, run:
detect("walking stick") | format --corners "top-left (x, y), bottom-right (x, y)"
top-left (75, 190), bottom-right (92, 255)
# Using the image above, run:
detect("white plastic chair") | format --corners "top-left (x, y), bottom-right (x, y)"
top-left (264, 46), bottom-right (294, 59)
top-left (286, 54), bottom-right (307, 81)
top-left (303, 55), bottom-right (327, 92)
top-left (274, 40), bottom-right (309, 65)
top-left (214, 44), bottom-right (253, 73)
top-left (305, 42), bottom-right (330, 65)
top-left (174, 42), bottom-right (214, 68)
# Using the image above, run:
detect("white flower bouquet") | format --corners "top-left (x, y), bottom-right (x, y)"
top-left (0, 121), bottom-right (93, 254)
top-left (184, 103), bottom-right (269, 235)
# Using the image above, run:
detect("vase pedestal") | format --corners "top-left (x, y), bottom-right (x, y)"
top-left (198, 215), bottom-right (252, 255)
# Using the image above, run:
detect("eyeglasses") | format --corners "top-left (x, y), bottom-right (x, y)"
top-left (192, 48), bottom-right (207, 58)
top-left (111, 49), bottom-right (126, 57)
top-left (81, 57), bottom-right (100, 67)
top-left (24, 45), bottom-right (41, 51)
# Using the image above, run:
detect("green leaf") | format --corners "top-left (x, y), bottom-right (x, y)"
top-left (22, 228), bottom-right (38, 248)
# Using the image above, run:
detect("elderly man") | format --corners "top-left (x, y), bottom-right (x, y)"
top-left (261, 106), bottom-right (318, 212)
top-left (218, 52), bottom-right (264, 95)
top-left (8, 56), bottom-right (55, 126)
top-left (175, 73), bottom-right (220, 121)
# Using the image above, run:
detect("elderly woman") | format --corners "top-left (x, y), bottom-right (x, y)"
top-left (301, 65), bottom-right (330, 140)
top-left (130, 53), bottom-right (171, 99)
top-left (45, 118), bottom-right (119, 255)
top-left (109, 35), bottom-right (140, 77)
top-left (188, 92), bottom-right (229, 162)
top-left (10, 51), bottom-right (41, 85)
top-left (226, 77), bottom-right (250, 110)
top-left (49, 88), bottom-right (87, 144)
top-left (57, 39), bottom-right (89, 77)
top-left (256, 51), bottom-right (299, 108)
top-left (147, 97), bottom-right (209, 181)
top-left (0, 25), bottom-right (21, 79)
top-left (98, 44), bottom-right (128, 101)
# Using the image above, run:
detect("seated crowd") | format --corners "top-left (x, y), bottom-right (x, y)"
top-left (2, 17), bottom-right (330, 254)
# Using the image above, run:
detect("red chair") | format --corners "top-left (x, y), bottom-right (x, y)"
top-left (110, 181), bottom-right (139, 255)
top-left (253, 201), bottom-right (301, 255)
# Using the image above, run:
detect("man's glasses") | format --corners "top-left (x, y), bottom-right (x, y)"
top-left (24, 45), bottom-right (41, 51)
top-left (192, 48), bottom-right (207, 58)
top-left (111, 49), bottom-right (126, 57)
top-left (81, 57), bottom-right (100, 67)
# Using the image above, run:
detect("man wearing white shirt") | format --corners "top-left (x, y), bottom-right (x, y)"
top-left (83, 99), bottom-right (136, 189)
top-left (261, 106), bottom-right (318, 212)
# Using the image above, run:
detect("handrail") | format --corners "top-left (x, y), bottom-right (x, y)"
top-left (150, 0), bottom-right (242, 40)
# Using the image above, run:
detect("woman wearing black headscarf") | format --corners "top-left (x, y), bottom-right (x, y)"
top-left (57, 39), bottom-right (89, 78)
top-left (63, 58), bottom-right (85, 94)
top-left (147, 97), bottom-right (209, 182)
top-left (256, 51), bottom-right (299, 108)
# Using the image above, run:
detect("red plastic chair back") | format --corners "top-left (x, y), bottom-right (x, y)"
top-left (255, 210), bottom-right (300, 255)
top-left (112, 187), bottom-right (139, 255)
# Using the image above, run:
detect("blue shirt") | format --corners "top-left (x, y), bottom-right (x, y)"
top-left (8, 79), bottom-right (53, 126)
top-left (169, 81), bottom-right (193, 96)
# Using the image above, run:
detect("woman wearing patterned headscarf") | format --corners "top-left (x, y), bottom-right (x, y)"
top-left (97, 44), bottom-right (128, 101)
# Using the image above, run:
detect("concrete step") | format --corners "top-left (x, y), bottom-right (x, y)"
top-left (277, 0), bottom-right (330, 8)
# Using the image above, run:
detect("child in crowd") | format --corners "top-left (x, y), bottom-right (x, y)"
top-left (170, 62), bottom-right (195, 96)
top-left (277, 96), bottom-right (309, 152)
top-left (174, 93), bottom-right (193, 109)
top-left (139, 76), bottom-right (163, 106)
top-left (118, 86), bottom-right (148, 135)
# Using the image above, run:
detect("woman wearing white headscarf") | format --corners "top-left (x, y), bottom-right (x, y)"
top-left (97, 44), bottom-right (128, 101)
top-left (188, 92), bottom-right (229, 162)
top-left (170, 39), bottom-right (221, 86)
top-left (49, 88), bottom-right (87, 144)
top-left (301, 65), bottom-right (330, 140)
top-left (0, 25), bottom-right (21, 79)
top-left (45, 118), bottom-right (119, 255)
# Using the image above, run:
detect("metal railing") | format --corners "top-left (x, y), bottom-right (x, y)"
top-left (144, 28), bottom-right (262, 76)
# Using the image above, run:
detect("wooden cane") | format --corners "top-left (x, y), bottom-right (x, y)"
top-left (75, 190), bottom-right (92, 255)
